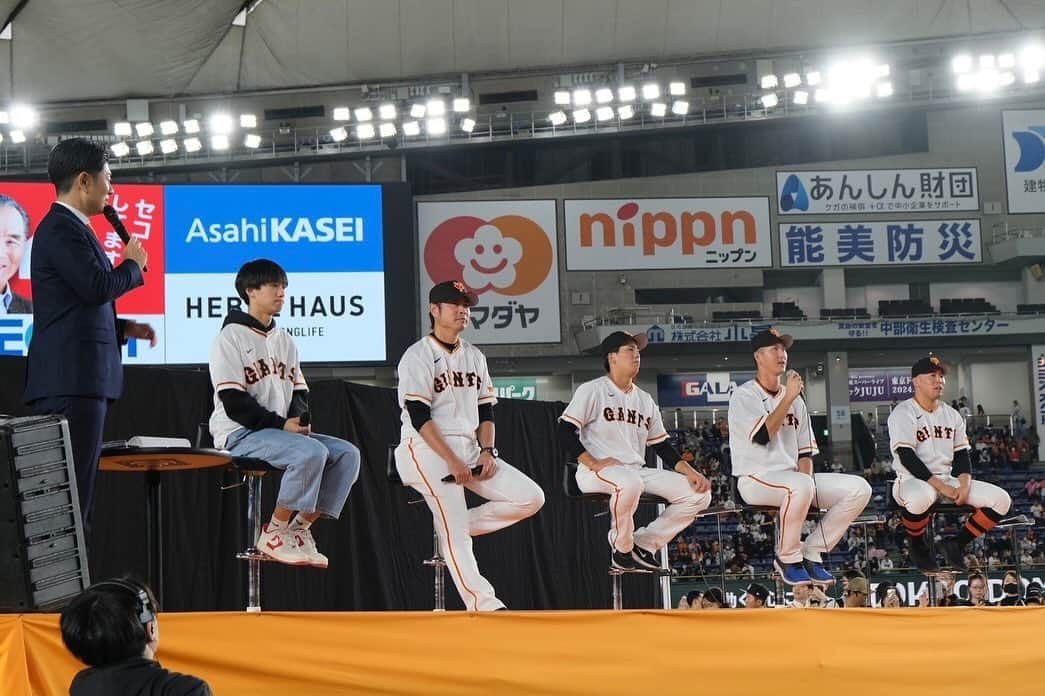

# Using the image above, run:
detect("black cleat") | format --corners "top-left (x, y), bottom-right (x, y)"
top-left (940, 539), bottom-right (966, 570)
top-left (909, 542), bottom-right (939, 572)
top-left (611, 549), bottom-right (639, 570)
top-left (631, 545), bottom-right (662, 571)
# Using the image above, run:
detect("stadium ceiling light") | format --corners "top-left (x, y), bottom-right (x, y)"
top-left (182, 119), bottom-right (200, 133)
top-left (426, 99), bottom-right (446, 117)
top-left (183, 137), bottom-right (202, 152)
top-left (9, 129), bottom-right (25, 143)
top-left (240, 113), bottom-right (257, 128)
top-left (460, 117), bottom-right (476, 132)
top-left (641, 83), bottom-right (660, 100)
top-left (135, 140), bottom-right (154, 156)
top-left (110, 142), bottom-right (130, 157)
top-left (783, 73), bottom-right (801, 88)
top-left (426, 117), bottom-right (447, 135)
top-left (159, 120), bottom-right (179, 135)
top-left (617, 85), bottom-right (636, 102)
top-left (1025, 68), bottom-right (1041, 84)
top-left (669, 81), bottom-right (686, 96)
top-left (553, 89), bottom-right (571, 105)
top-left (814, 88), bottom-right (832, 103)
top-left (9, 105), bottom-right (37, 129)
top-left (333, 107), bottom-right (351, 121)
top-left (329, 126), bottom-right (348, 141)
top-left (998, 53), bottom-right (1016, 69)
top-left (979, 54), bottom-right (996, 69)
top-left (356, 123), bottom-right (376, 139)
top-left (793, 90), bottom-right (809, 105)
top-left (354, 107), bottom-right (373, 122)
top-left (805, 71), bottom-right (822, 86)
top-left (243, 133), bottom-right (262, 148)
top-left (114, 121), bottom-right (132, 136)
top-left (208, 113), bottom-right (235, 135)
top-left (595, 87), bottom-right (614, 104)
top-left (876, 81), bottom-right (894, 98)
top-left (671, 100), bottom-right (689, 116)
top-left (378, 103), bottom-right (397, 120)
top-left (379, 122), bottom-right (397, 138)
top-left (617, 104), bottom-right (634, 119)
top-left (760, 74), bottom-right (779, 89)
top-left (159, 138), bottom-right (178, 154)
top-left (572, 88), bottom-right (592, 106)
top-left (135, 122), bottom-right (154, 137)
top-left (453, 97), bottom-right (471, 112)
top-left (210, 134), bottom-right (230, 150)
top-left (595, 106), bottom-right (614, 121)
top-left (402, 120), bottom-right (421, 136)
top-left (952, 54), bottom-right (973, 74)
top-left (548, 110), bottom-right (567, 126)
top-left (649, 102), bottom-right (667, 117)
top-left (572, 108), bottom-right (591, 123)
top-left (410, 103), bottom-right (427, 119)
top-left (761, 93), bottom-right (779, 108)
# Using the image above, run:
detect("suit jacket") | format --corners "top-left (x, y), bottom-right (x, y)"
top-left (23, 203), bottom-right (143, 402)
top-left (8, 292), bottom-right (32, 313)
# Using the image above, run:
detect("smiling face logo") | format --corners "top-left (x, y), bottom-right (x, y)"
top-left (424, 215), bottom-right (552, 296)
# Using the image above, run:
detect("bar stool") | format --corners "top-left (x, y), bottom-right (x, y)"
top-left (387, 445), bottom-right (448, 611)
top-left (561, 462), bottom-right (669, 610)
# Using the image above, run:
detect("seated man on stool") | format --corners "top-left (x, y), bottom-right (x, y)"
top-left (558, 331), bottom-right (711, 571)
top-left (887, 355), bottom-right (1011, 571)
top-left (209, 259), bottom-right (360, 567)
top-left (727, 329), bottom-right (871, 586)
top-left (60, 577), bottom-right (211, 696)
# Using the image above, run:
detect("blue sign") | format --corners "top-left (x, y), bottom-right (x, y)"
top-left (658, 372), bottom-right (756, 408)
top-left (164, 185), bottom-right (384, 273)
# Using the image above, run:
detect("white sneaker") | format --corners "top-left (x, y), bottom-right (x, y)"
top-left (292, 527), bottom-right (329, 569)
top-left (256, 523), bottom-right (310, 566)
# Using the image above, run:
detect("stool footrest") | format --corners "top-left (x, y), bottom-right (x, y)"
top-left (236, 550), bottom-right (274, 562)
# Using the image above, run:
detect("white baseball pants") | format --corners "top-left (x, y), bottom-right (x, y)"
top-left (396, 435), bottom-right (544, 612)
top-left (575, 463), bottom-right (711, 554)
top-left (737, 471), bottom-right (871, 564)
top-left (892, 475), bottom-right (1011, 516)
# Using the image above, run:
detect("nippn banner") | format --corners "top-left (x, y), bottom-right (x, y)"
top-left (564, 197), bottom-right (772, 270)
top-left (417, 201), bottom-right (561, 345)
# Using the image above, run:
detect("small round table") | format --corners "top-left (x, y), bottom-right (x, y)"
top-left (99, 447), bottom-right (232, 603)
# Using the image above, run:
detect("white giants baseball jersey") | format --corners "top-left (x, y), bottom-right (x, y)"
top-left (209, 317), bottom-right (307, 449)
top-left (560, 376), bottom-right (668, 467)
top-left (888, 398), bottom-right (969, 480)
top-left (398, 336), bottom-right (496, 441)
top-left (727, 379), bottom-right (817, 476)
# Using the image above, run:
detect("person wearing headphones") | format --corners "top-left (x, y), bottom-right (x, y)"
top-left (60, 576), bottom-right (211, 696)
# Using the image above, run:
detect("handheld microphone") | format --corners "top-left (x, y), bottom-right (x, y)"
top-left (785, 369), bottom-right (805, 398)
top-left (442, 466), bottom-right (484, 483)
top-left (103, 205), bottom-right (147, 271)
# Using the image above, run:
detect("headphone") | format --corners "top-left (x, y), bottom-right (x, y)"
top-left (90, 579), bottom-right (155, 627)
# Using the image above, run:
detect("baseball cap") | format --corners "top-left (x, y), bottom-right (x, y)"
top-left (1025, 581), bottom-right (1042, 603)
top-left (848, 577), bottom-right (870, 595)
top-left (751, 327), bottom-right (794, 351)
top-left (600, 330), bottom-right (648, 355)
top-left (911, 355), bottom-right (947, 378)
top-left (703, 587), bottom-right (725, 606)
top-left (429, 280), bottom-right (478, 307)
top-left (745, 582), bottom-right (770, 603)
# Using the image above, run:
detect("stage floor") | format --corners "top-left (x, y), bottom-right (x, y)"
top-left (4, 607), bottom-right (1042, 695)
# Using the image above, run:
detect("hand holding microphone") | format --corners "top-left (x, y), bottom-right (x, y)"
top-left (103, 205), bottom-right (148, 271)
top-left (784, 369), bottom-right (804, 401)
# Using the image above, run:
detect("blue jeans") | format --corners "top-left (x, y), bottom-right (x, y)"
top-left (225, 428), bottom-right (360, 518)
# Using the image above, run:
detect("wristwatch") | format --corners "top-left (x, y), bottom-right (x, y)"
top-left (480, 446), bottom-right (498, 457)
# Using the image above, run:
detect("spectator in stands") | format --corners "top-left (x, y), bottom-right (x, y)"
top-left (1024, 581), bottom-right (1042, 606)
top-left (701, 587), bottom-right (727, 609)
top-left (790, 583), bottom-right (836, 608)
top-left (1011, 400), bottom-right (1022, 424)
top-left (683, 590), bottom-right (703, 610)
top-left (877, 582), bottom-right (904, 608)
top-left (879, 555), bottom-right (894, 571)
top-left (967, 572), bottom-right (993, 606)
top-left (60, 577), bottom-right (211, 696)
top-left (976, 404), bottom-right (985, 417)
top-left (743, 582), bottom-right (770, 608)
top-left (842, 576), bottom-right (870, 608)
top-left (998, 570), bottom-right (1024, 606)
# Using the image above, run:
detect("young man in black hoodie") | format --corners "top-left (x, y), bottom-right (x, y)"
top-left (60, 577), bottom-right (210, 696)
top-left (208, 259), bottom-right (360, 567)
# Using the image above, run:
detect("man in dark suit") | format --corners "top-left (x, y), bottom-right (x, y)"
top-left (0, 193), bottom-right (33, 314)
top-left (23, 138), bottom-right (155, 536)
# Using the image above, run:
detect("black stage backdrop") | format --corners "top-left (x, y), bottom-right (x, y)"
top-left (0, 358), bottom-right (660, 611)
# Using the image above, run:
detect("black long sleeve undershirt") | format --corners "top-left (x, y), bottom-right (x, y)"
top-left (556, 419), bottom-right (682, 466)
top-left (951, 448), bottom-right (972, 476)
top-left (896, 446), bottom-right (933, 481)
top-left (218, 389), bottom-right (306, 431)
top-left (405, 400), bottom-right (494, 432)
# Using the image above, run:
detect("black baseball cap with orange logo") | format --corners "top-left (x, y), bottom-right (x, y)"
top-left (911, 355), bottom-right (947, 378)
top-left (600, 330), bottom-right (648, 354)
top-left (751, 327), bottom-right (794, 351)
top-left (429, 280), bottom-right (478, 307)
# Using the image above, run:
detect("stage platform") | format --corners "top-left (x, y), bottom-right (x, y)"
top-left (3, 607), bottom-right (1041, 695)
